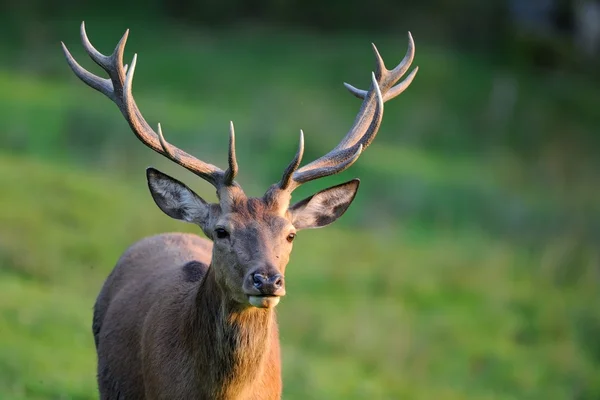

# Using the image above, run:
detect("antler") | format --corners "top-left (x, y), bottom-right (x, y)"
top-left (61, 22), bottom-right (238, 189)
top-left (277, 33), bottom-right (418, 192)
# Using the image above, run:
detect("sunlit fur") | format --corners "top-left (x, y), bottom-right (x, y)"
top-left (92, 171), bottom-right (359, 399)
top-left (94, 233), bottom-right (281, 399)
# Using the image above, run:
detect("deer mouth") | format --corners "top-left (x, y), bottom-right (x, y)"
top-left (248, 295), bottom-right (281, 309)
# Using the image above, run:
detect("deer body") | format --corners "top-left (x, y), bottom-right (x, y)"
top-left (62, 22), bottom-right (417, 399)
top-left (94, 233), bottom-right (281, 399)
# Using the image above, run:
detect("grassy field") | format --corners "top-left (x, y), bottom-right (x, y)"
top-left (2, 156), bottom-right (599, 399)
top-left (1, 18), bottom-right (600, 399)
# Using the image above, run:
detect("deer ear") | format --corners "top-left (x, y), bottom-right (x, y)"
top-left (289, 179), bottom-right (360, 230)
top-left (146, 168), bottom-right (211, 225)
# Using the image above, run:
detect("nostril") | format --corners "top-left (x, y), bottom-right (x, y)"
top-left (271, 274), bottom-right (284, 289)
top-left (252, 273), bottom-right (266, 289)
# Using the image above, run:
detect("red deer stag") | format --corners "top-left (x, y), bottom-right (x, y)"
top-left (61, 22), bottom-right (417, 400)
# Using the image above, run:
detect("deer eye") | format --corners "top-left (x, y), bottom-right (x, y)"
top-left (215, 228), bottom-right (230, 239)
top-left (286, 233), bottom-right (296, 243)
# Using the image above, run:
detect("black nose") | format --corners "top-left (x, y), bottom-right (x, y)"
top-left (252, 273), bottom-right (284, 294)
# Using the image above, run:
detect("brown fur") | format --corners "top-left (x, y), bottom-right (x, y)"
top-left (93, 232), bottom-right (281, 400)
top-left (92, 174), bottom-right (360, 399)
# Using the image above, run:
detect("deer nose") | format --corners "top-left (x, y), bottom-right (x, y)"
top-left (252, 272), bottom-right (285, 295)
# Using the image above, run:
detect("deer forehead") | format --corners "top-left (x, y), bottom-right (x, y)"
top-left (220, 198), bottom-right (293, 234)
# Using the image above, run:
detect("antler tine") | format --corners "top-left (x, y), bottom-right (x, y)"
top-left (381, 66), bottom-right (419, 102)
top-left (344, 32), bottom-right (418, 102)
top-left (80, 21), bottom-right (113, 70)
top-left (61, 42), bottom-right (113, 99)
top-left (389, 31), bottom-right (415, 80)
top-left (223, 121), bottom-right (239, 185)
top-left (371, 42), bottom-right (386, 80)
top-left (279, 130), bottom-right (305, 190)
top-left (63, 22), bottom-right (237, 190)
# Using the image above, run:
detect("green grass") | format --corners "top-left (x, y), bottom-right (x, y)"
top-left (1, 155), bottom-right (599, 399)
top-left (1, 18), bottom-right (600, 399)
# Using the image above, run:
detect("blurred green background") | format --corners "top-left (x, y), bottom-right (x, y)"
top-left (1, 0), bottom-right (599, 399)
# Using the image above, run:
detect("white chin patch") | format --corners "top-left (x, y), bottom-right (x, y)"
top-left (248, 296), bottom-right (281, 309)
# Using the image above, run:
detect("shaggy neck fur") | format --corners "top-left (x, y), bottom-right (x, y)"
top-left (188, 265), bottom-right (275, 399)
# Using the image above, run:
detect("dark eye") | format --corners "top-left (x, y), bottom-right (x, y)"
top-left (215, 228), bottom-right (230, 239)
top-left (286, 233), bottom-right (296, 243)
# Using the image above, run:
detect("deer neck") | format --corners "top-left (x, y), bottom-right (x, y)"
top-left (189, 265), bottom-right (276, 398)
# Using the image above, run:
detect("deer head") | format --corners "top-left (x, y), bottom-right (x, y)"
top-left (61, 22), bottom-right (417, 309)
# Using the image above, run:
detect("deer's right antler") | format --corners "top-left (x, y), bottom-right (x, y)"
top-left (61, 22), bottom-right (238, 190)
